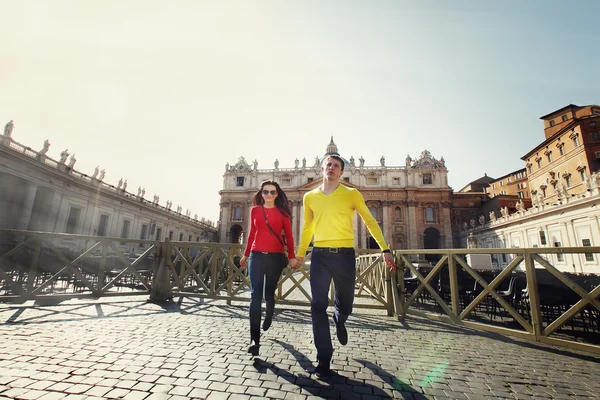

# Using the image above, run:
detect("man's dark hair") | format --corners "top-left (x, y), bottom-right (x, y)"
top-left (324, 154), bottom-right (345, 171)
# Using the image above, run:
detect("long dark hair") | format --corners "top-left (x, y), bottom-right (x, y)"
top-left (252, 180), bottom-right (292, 218)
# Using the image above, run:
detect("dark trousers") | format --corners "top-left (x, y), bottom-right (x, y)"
top-left (309, 248), bottom-right (356, 363)
top-left (248, 252), bottom-right (285, 341)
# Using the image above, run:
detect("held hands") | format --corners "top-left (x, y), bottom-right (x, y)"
top-left (291, 256), bottom-right (304, 271)
top-left (239, 256), bottom-right (248, 268)
top-left (383, 252), bottom-right (396, 272)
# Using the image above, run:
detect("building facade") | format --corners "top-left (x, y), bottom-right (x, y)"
top-left (218, 138), bottom-right (453, 251)
top-left (523, 104), bottom-right (600, 205)
top-left (460, 104), bottom-right (600, 273)
top-left (0, 131), bottom-right (217, 253)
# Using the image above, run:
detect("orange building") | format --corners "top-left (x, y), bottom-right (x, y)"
top-left (486, 168), bottom-right (529, 199)
top-left (522, 104), bottom-right (600, 204)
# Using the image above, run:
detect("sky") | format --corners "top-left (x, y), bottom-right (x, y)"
top-left (1, 0), bottom-right (599, 224)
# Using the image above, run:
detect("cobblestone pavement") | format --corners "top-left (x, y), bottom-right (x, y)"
top-left (0, 296), bottom-right (599, 400)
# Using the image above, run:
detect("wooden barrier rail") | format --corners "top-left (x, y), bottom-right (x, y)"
top-left (1, 229), bottom-right (598, 354)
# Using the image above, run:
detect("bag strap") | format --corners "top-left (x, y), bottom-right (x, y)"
top-left (261, 205), bottom-right (286, 249)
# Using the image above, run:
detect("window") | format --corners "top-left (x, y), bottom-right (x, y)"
top-left (343, 177), bottom-right (350, 182)
top-left (307, 177), bottom-right (313, 183)
top-left (97, 214), bottom-right (109, 236)
top-left (591, 122), bottom-right (597, 127)
top-left (234, 206), bottom-right (242, 220)
top-left (366, 177), bottom-right (378, 185)
top-left (425, 207), bottom-right (435, 222)
top-left (188, 235), bottom-right (192, 242)
top-left (179, 233), bottom-right (184, 241)
top-left (140, 224), bottom-right (148, 240)
top-left (282, 178), bottom-right (292, 186)
top-left (393, 177), bottom-right (401, 185)
top-left (169, 231), bottom-right (174, 240)
top-left (536, 159), bottom-right (542, 169)
top-left (559, 145), bottom-right (565, 156)
top-left (561, 115), bottom-right (568, 122)
top-left (554, 242), bottom-right (564, 262)
top-left (573, 136), bottom-right (580, 146)
top-left (65, 207), bottom-right (81, 234)
top-left (580, 169), bottom-right (586, 182)
top-left (582, 239), bottom-right (594, 262)
top-left (423, 173), bottom-right (432, 185)
top-left (236, 176), bottom-right (244, 186)
top-left (546, 152), bottom-right (552, 163)
top-left (565, 175), bottom-right (572, 187)
top-left (527, 165), bottom-right (532, 174)
top-left (518, 191), bottom-right (524, 198)
top-left (156, 228), bottom-right (162, 240)
top-left (394, 207), bottom-right (402, 221)
top-left (591, 132), bottom-right (600, 141)
top-left (549, 120), bottom-right (555, 127)
top-left (120, 220), bottom-right (131, 239)
top-left (539, 231), bottom-right (547, 245)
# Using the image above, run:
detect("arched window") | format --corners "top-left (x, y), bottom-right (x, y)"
top-left (425, 207), bottom-right (435, 222)
top-left (369, 206), bottom-right (377, 219)
top-left (394, 207), bottom-right (402, 221)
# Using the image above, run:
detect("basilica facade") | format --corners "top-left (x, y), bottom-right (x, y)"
top-left (218, 138), bottom-right (453, 251)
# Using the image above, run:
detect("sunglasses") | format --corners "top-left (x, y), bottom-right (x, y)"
top-left (262, 190), bottom-right (277, 195)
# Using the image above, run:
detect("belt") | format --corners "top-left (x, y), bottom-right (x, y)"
top-left (312, 247), bottom-right (355, 254)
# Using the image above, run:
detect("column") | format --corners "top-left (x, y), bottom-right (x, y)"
top-left (45, 191), bottom-right (63, 232)
top-left (382, 200), bottom-right (390, 245)
top-left (219, 202), bottom-right (231, 242)
top-left (441, 201), bottom-right (453, 248)
top-left (16, 184), bottom-right (38, 231)
top-left (406, 200), bottom-right (419, 249)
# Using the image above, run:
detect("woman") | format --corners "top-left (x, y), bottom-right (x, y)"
top-left (240, 180), bottom-right (298, 356)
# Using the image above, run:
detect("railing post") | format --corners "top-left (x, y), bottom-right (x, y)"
top-left (149, 239), bottom-right (173, 303)
top-left (524, 249), bottom-right (543, 339)
top-left (97, 239), bottom-right (107, 296)
top-left (448, 251), bottom-right (459, 316)
top-left (26, 237), bottom-right (41, 296)
top-left (396, 253), bottom-right (406, 319)
top-left (227, 249), bottom-right (233, 306)
top-left (385, 261), bottom-right (393, 317)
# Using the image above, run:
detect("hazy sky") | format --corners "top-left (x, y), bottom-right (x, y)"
top-left (2, 1), bottom-right (599, 223)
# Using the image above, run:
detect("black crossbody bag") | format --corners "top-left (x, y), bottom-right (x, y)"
top-left (261, 206), bottom-right (289, 268)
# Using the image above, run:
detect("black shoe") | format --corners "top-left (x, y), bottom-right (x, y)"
top-left (247, 340), bottom-right (260, 356)
top-left (314, 361), bottom-right (332, 379)
top-left (333, 316), bottom-right (348, 346)
top-left (263, 310), bottom-right (273, 331)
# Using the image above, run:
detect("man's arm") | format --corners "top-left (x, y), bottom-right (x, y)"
top-left (353, 191), bottom-right (396, 271)
top-left (296, 194), bottom-right (315, 260)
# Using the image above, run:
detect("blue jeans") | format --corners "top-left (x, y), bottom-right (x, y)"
top-left (310, 247), bottom-right (356, 363)
top-left (248, 251), bottom-right (285, 341)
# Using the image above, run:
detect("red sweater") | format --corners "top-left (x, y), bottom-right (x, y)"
top-left (243, 206), bottom-right (296, 259)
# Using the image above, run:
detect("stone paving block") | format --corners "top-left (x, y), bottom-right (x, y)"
top-left (14, 390), bottom-right (46, 400)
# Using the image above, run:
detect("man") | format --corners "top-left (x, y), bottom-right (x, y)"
top-left (296, 154), bottom-right (396, 379)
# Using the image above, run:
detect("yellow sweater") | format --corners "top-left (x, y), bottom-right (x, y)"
top-left (297, 184), bottom-right (389, 257)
